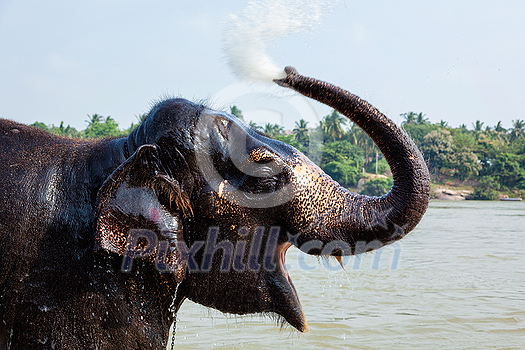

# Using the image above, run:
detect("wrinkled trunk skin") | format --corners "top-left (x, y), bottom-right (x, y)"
top-left (275, 67), bottom-right (431, 254)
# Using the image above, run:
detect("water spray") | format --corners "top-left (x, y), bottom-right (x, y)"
top-left (223, 0), bottom-right (337, 83)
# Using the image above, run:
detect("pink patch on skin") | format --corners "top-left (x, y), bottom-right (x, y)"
top-left (149, 207), bottom-right (161, 221)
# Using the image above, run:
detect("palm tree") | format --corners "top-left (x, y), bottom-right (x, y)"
top-left (483, 125), bottom-right (499, 141)
top-left (85, 113), bottom-right (102, 126)
top-left (293, 119), bottom-right (309, 147)
top-left (400, 112), bottom-right (417, 125)
top-left (473, 120), bottom-right (484, 132)
top-left (401, 112), bottom-right (428, 125)
top-left (264, 123), bottom-right (284, 138)
top-left (415, 112), bottom-right (429, 125)
top-left (349, 123), bottom-right (376, 168)
top-left (345, 121), bottom-right (356, 144)
top-left (321, 110), bottom-right (347, 142)
top-left (494, 121), bottom-right (506, 133)
top-left (472, 120), bottom-right (485, 140)
top-left (249, 121), bottom-right (263, 131)
top-left (509, 119), bottom-right (525, 142)
top-left (492, 121), bottom-right (508, 142)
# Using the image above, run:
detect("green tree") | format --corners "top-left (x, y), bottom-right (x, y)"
top-left (489, 153), bottom-right (525, 189)
top-left (320, 140), bottom-right (364, 187)
top-left (449, 150), bottom-right (481, 180)
top-left (31, 122), bottom-right (49, 131)
top-left (230, 106), bottom-right (244, 120)
top-left (135, 113), bottom-right (148, 124)
top-left (472, 120), bottom-right (485, 140)
top-left (438, 120), bottom-right (449, 128)
top-left (49, 122), bottom-right (80, 137)
top-left (401, 122), bottom-right (435, 148)
top-left (366, 157), bottom-right (390, 175)
top-left (494, 121), bottom-right (506, 133)
top-left (401, 112), bottom-right (417, 125)
top-left (473, 120), bottom-right (485, 132)
top-left (321, 110), bottom-right (347, 142)
top-left (347, 124), bottom-right (377, 168)
top-left (361, 177), bottom-right (393, 196)
top-left (415, 112), bottom-right (429, 125)
top-left (83, 116), bottom-right (122, 139)
top-left (263, 123), bottom-right (284, 138)
top-left (272, 133), bottom-right (301, 149)
top-left (471, 176), bottom-right (501, 200)
top-left (85, 113), bottom-right (103, 126)
top-left (401, 112), bottom-right (428, 125)
top-left (249, 121), bottom-right (263, 132)
top-left (23, 110), bottom-right (525, 195)
top-left (419, 128), bottom-right (455, 170)
top-left (452, 128), bottom-right (476, 150)
top-left (293, 119), bottom-right (309, 148)
top-left (450, 129), bottom-right (481, 180)
top-left (323, 160), bottom-right (362, 187)
top-left (509, 119), bottom-right (525, 142)
top-left (31, 121), bottom-right (78, 137)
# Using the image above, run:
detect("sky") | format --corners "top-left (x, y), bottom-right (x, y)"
top-left (1, 0), bottom-right (524, 132)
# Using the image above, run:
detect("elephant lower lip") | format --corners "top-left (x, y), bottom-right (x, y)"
top-left (273, 242), bottom-right (309, 333)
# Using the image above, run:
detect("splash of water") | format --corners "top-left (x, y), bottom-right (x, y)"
top-left (223, 0), bottom-right (337, 83)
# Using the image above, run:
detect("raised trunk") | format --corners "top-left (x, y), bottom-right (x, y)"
top-left (275, 67), bottom-right (431, 254)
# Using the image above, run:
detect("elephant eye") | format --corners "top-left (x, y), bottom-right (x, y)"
top-left (242, 171), bottom-right (279, 193)
top-left (239, 162), bottom-right (290, 194)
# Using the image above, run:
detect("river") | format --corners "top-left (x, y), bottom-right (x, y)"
top-left (171, 200), bottom-right (525, 349)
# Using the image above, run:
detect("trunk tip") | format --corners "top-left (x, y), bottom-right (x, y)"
top-left (292, 318), bottom-right (309, 334)
top-left (283, 66), bottom-right (298, 75)
top-left (273, 66), bottom-right (299, 87)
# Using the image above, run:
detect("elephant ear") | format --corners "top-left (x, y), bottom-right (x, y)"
top-left (94, 144), bottom-right (192, 282)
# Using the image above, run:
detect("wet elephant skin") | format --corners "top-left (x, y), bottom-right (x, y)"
top-left (0, 68), bottom-right (430, 349)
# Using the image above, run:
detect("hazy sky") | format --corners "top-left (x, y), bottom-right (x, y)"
top-left (1, 0), bottom-right (524, 131)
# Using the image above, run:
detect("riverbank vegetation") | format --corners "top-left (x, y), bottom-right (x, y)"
top-left (32, 108), bottom-right (525, 200)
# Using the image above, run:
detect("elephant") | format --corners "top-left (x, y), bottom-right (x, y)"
top-left (0, 66), bottom-right (430, 349)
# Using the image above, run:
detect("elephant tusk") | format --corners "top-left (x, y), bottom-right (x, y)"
top-left (325, 255), bottom-right (345, 270)
top-left (335, 256), bottom-right (345, 270)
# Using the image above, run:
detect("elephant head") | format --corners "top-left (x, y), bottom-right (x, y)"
top-left (94, 67), bottom-right (430, 333)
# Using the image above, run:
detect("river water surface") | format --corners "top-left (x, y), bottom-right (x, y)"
top-left (172, 201), bottom-right (525, 349)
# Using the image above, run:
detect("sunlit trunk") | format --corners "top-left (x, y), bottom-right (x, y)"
top-left (275, 67), bottom-right (431, 254)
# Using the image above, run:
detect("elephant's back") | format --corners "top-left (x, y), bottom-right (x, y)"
top-left (0, 119), bottom-right (95, 182)
top-left (0, 119), bottom-right (68, 204)
top-left (0, 118), bottom-right (74, 154)
top-left (0, 119), bottom-right (95, 244)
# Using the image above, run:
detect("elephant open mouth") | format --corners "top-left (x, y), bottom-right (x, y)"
top-left (271, 240), bottom-right (309, 332)
top-left (172, 222), bottom-right (309, 333)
